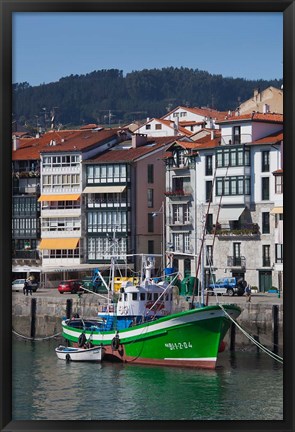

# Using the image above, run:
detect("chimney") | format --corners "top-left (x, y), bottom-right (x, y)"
top-left (12, 135), bottom-right (19, 151)
top-left (132, 134), bottom-right (148, 148)
top-left (254, 88), bottom-right (260, 100)
top-left (211, 130), bottom-right (215, 140)
top-left (174, 117), bottom-right (179, 136)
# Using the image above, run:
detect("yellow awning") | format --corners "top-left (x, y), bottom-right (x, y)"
top-left (38, 238), bottom-right (79, 250)
top-left (270, 206), bottom-right (283, 214)
top-left (38, 194), bottom-right (81, 202)
top-left (83, 186), bottom-right (126, 193)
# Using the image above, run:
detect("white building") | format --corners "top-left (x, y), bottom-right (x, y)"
top-left (164, 112), bottom-right (283, 292)
top-left (37, 128), bottom-right (126, 280)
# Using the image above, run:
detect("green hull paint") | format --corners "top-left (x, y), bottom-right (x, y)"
top-left (62, 304), bottom-right (241, 367)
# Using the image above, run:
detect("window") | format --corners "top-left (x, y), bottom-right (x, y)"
top-left (155, 124), bottom-right (162, 130)
top-left (206, 181), bottom-right (213, 202)
top-left (262, 151), bottom-right (270, 172)
top-left (275, 175), bottom-right (283, 194)
top-left (216, 146), bottom-right (250, 168)
top-left (147, 164), bottom-right (154, 183)
top-left (262, 212), bottom-right (270, 234)
top-left (146, 124), bottom-right (151, 130)
top-left (275, 244), bottom-right (283, 263)
top-left (205, 155), bottom-right (213, 175)
top-left (147, 189), bottom-right (154, 208)
top-left (262, 245), bottom-right (271, 267)
top-left (233, 243), bottom-right (241, 266)
top-left (184, 234), bottom-right (190, 253)
top-left (262, 177), bottom-right (270, 200)
top-left (206, 245), bottom-right (213, 266)
top-left (216, 176), bottom-right (250, 196)
top-left (172, 205), bottom-right (181, 224)
top-left (233, 126), bottom-right (241, 144)
top-left (173, 233), bottom-right (181, 252)
top-left (206, 214), bottom-right (213, 233)
top-left (275, 213), bottom-right (283, 228)
top-left (148, 240), bottom-right (154, 255)
top-left (148, 213), bottom-right (154, 232)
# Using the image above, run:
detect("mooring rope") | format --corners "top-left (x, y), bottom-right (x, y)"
top-left (12, 329), bottom-right (62, 341)
top-left (218, 303), bottom-right (283, 364)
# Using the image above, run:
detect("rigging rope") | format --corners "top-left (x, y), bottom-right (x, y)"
top-left (218, 303), bottom-right (283, 364)
top-left (12, 329), bottom-right (62, 341)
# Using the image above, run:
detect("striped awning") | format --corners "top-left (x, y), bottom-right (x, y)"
top-left (38, 238), bottom-right (79, 250)
top-left (38, 194), bottom-right (81, 202)
top-left (83, 186), bottom-right (126, 193)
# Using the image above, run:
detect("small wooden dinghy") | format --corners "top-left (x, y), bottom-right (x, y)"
top-left (55, 345), bottom-right (105, 362)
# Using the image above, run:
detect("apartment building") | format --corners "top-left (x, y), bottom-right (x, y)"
top-left (164, 111), bottom-right (283, 292)
top-left (83, 134), bottom-right (176, 273)
top-left (12, 127), bottom-right (127, 285)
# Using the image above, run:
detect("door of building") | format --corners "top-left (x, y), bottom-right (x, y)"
top-left (259, 271), bottom-right (272, 292)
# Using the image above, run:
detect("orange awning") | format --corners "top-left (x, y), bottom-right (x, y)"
top-left (38, 238), bottom-right (79, 250)
top-left (38, 194), bottom-right (81, 202)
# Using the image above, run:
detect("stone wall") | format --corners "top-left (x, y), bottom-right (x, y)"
top-left (12, 296), bottom-right (283, 352)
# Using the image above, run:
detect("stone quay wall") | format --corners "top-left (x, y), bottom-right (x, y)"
top-left (12, 295), bottom-right (283, 352)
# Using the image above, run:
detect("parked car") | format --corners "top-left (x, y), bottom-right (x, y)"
top-left (206, 277), bottom-right (245, 296)
top-left (12, 278), bottom-right (39, 292)
top-left (57, 279), bottom-right (84, 294)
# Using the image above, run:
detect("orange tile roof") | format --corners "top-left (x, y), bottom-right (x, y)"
top-left (251, 130), bottom-right (283, 145)
top-left (273, 169), bottom-right (283, 174)
top-left (86, 136), bottom-right (177, 163)
top-left (12, 128), bottom-right (122, 160)
top-left (218, 112), bottom-right (283, 124)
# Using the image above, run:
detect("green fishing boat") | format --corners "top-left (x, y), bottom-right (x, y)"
top-left (61, 256), bottom-right (241, 369)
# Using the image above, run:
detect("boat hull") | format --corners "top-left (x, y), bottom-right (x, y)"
top-left (55, 345), bottom-right (105, 362)
top-left (62, 304), bottom-right (241, 369)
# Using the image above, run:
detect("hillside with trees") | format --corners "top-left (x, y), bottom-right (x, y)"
top-left (12, 67), bottom-right (282, 130)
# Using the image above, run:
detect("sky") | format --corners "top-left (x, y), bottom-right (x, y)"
top-left (12, 12), bottom-right (283, 87)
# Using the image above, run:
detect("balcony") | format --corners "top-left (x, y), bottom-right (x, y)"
top-left (212, 223), bottom-right (260, 239)
top-left (168, 217), bottom-right (193, 227)
top-left (227, 256), bottom-right (246, 268)
top-left (164, 188), bottom-right (192, 199)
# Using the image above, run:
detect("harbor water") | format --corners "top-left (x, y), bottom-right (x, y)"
top-left (12, 336), bottom-right (283, 421)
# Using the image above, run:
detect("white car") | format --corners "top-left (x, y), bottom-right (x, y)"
top-left (12, 278), bottom-right (39, 292)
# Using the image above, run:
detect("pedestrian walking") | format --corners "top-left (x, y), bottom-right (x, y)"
top-left (245, 283), bottom-right (251, 302)
top-left (24, 278), bottom-right (33, 296)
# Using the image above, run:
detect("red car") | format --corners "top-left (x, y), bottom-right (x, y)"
top-left (57, 279), bottom-right (84, 294)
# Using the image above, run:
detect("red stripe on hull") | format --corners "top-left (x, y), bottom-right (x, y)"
top-left (103, 346), bottom-right (216, 369)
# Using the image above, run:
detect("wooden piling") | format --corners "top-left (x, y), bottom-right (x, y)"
top-left (230, 322), bottom-right (236, 351)
top-left (272, 305), bottom-right (279, 354)
top-left (30, 298), bottom-right (36, 339)
top-left (66, 299), bottom-right (73, 319)
top-left (253, 335), bottom-right (260, 355)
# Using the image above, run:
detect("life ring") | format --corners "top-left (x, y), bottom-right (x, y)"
top-left (78, 332), bottom-right (86, 347)
top-left (65, 353), bottom-right (71, 361)
top-left (111, 335), bottom-right (120, 351)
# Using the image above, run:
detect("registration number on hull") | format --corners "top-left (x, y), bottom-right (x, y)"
top-left (165, 342), bottom-right (192, 351)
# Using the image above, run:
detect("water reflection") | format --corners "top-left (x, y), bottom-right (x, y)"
top-left (12, 337), bottom-right (283, 421)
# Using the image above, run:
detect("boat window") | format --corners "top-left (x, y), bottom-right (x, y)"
top-left (147, 293), bottom-right (152, 301)
top-left (132, 292), bottom-right (138, 301)
top-left (165, 293), bottom-right (169, 301)
top-left (170, 293), bottom-right (173, 300)
top-left (140, 293), bottom-right (145, 301)
top-left (124, 293), bottom-right (127, 301)
top-left (153, 293), bottom-right (159, 301)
